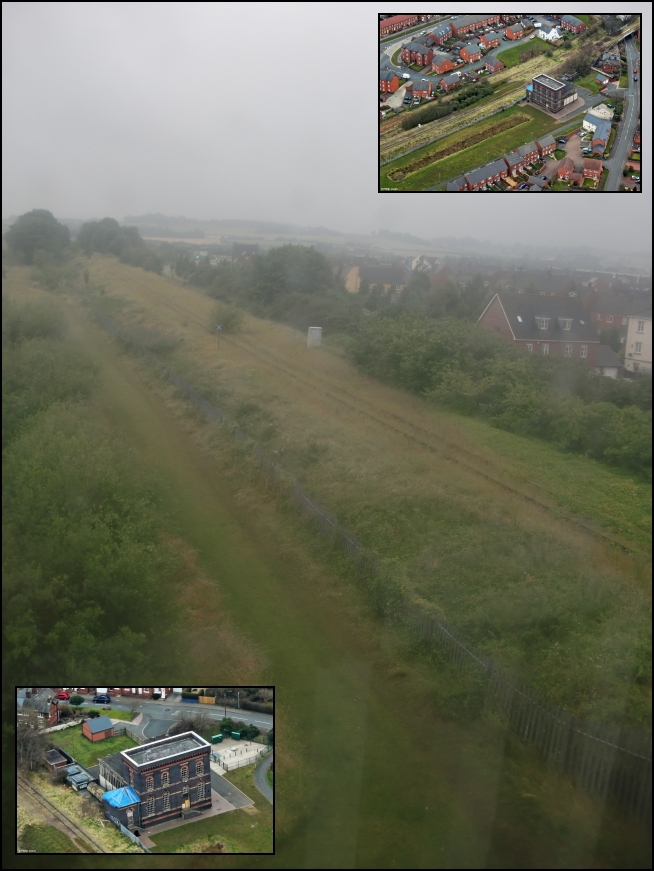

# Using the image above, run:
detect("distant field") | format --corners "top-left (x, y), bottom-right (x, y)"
top-left (69, 257), bottom-right (651, 727)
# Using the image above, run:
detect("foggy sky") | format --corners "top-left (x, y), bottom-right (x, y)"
top-left (2, 2), bottom-right (652, 253)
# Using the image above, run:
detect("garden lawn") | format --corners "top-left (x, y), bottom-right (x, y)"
top-left (380, 105), bottom-right (584, 191)
top-left (574, 72), bottom-right (603, 94)
top-left (553, 149), bottom-right (567, 159)
top-left (599, 167), bottom-right (609, 190)
top-left (583, 177), bottom-right (596, 188)
top-left (619, 72), bottom-right (628, 87)
top-left (19, 823), bottom-right (82, 853)
top-left (50, 724), bottom-right (138, 768)
top-left (72, 707), bottom-right (134, 720)
top-left (495, 42), bottom-right (548, 67)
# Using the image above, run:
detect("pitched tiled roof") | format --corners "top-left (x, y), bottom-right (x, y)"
top-left (518, 141), bottom-right (538, 158)
top-left (465, 158), bottom-right (507, 185)
top-left (431, 52), bottom-right (450, 66)
top-left (485, 54), bottom-right (502, 66)
top-left (595, 345), bottom-right (623, 368)
top-left (504, 151), bottom-right (522, 167)
top-left (441, 73), bottom-right (460, 86)
top-left (492, 295), bottom-right (600, 342)
top-left (86, 715), bottom-right (114, 734)
top-left (507, 23), bottom-right (523, 34)
top-left (536, 134), bottom-right (556, 149)
top-left (447, 176), bottom-right (468, 191)
top-left (561, 14), bottom-right (583, 27)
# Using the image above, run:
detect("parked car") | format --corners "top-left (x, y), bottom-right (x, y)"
top-left (633, 75), bottom-right (637, 82)
top-left (541, 176), bottom-right (548, 181)
top-left (93, 694), bottom-right (111, 704)
top-left (54, 691), bottom-right (71, 701)
top-left (401, 72), bottom-right (411, 79)
top-left (557, 139), bottom-right (567, 144)
top-left (632, 176), bottom-right (640, 182)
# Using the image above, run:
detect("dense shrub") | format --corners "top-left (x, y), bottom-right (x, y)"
top-left (210, 302), bottom-right (244, 334)
top-left (5, 210), bottom-right (70, 265)
top-left (352, 315), bottom-right (652, 478)
top-left (401, 102), bottom-right (452, 130)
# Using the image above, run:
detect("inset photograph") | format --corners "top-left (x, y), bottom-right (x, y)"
top-left (380, 13), bottom-right (641, 192)
top-left (16, 686), bottom-right (274, 854)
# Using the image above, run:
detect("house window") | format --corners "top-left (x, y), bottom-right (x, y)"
top-left (147, 795), bottom-right (155, 816)
top-left (181, 765), bottom-right (189, 782)
top-left (542, 345), bottom-right (549, 355)
top-left (596, 313), bottom-right (602, 320)
top-left (161, 770), bottom-right (170, 787)
top-left (564, 345), bottom-right (572, 357)
top-left (146, 775), bottom-right (154, 791)
top-left (196, 761), bottom-right (204, 777)
top-left (197, 781), bottom-right (205, 801)
top-left (182, 784), bottom-right (188, 796)
top-left (635, 342), bottom-right (642, 353)
top-left (637, 321), bottom-right (645, 332)
top-left (526, 344), bottom-right (533, 353)
top-left (561, 319), bottom-right (572, 330)
top-left (633, 362), bottom-right (640, 372)
top-left (580, 346), bottom-right (587, 358)
top-left (607, 315), bottom-right (613, 323)
top-left (536, 317), bottom-right (549, 330)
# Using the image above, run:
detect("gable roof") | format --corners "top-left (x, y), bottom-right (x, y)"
top-left (504, 151), bottom-right (522, 167)
top-left (465, 158), bottom-right (507, 185)
top-left (590, 119), bottom-right (611, 142)
top-left (489, 294), bottom-right (600, 342)
top-left (379, 70), bottom-right (397, 82)
top-left (536, 134), bottom-right (556, 149)
top-left (431, 52), bottom-right (451, 66)
top-left (561, 14), bottom-right (583, 27)
top-left (447, 176), bottom-right (468, 191)
top-left (86, 715), bottom-right (114, 734)
top-left (518, 141), bottom-right (538, 157)
top-left (441, 73), bottom-right (460, 86)
top-left (507, 23), bottom-right (523, 34)
top-left (485, 54), bottom-right (502, 66)
top-left (595, 345), bottom-right (623, 368)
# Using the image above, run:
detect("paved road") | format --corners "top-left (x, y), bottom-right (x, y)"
top-left (605, 35), bottom-right (640, 191)
top-left (210, 771), bottom-right (253, 808)
top-left (253, 750), bottom-right (273, 804)
top-left (76, 695), bottom-right (273, 731)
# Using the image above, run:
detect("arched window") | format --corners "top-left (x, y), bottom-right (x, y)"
top-left (147, 795), bottom-right (155, 816)
top-left (146, 775), bottom-right (154, 791)
top-left (180, 765), bottom-right (189, 782)
top-left (161, 770), bottom-right (170, 787)
top-left (162, 791), bottom-right (170, 812)
top-left (195, 760), bottom-right (204, 777)
top-left (129, 769), bottom-right (134, 786)
top-left (197, 781), bottom-right (205, 801)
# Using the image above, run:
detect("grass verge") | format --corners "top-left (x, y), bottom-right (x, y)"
top-left (19, 823), bottom-right (82, 853)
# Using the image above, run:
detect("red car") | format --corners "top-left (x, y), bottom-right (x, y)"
top-left (54, 691), bottom-right (71, 701)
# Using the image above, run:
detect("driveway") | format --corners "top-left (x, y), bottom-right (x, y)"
top-left (209, 771), bottom-right (253, 809)
top-left (565, 131), bottom-right (587, 166)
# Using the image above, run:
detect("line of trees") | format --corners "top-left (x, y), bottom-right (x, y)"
top-left (352, 314), bottom-right (652, 478)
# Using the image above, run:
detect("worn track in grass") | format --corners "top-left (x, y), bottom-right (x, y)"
top-left (97, 269), bottom-right (647, 556)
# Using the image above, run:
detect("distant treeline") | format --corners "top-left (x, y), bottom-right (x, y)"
top-left (352, 315), bottom-right (652, 478)
top-left (2, 294), bottom-right (181, 678)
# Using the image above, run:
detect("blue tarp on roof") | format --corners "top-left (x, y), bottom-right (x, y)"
top-left (102, 786), bottom-right (140, 808)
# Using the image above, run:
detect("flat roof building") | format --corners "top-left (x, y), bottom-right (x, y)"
top-left (528, 74), bottom-right (577, 112)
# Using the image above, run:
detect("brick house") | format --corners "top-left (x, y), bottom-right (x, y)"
top-left (431, 52), bottom-right (454, 75)
top-left (44, 750), bottom-right (70, 772)
top-left (17, 688), bottom-right (59, 729)
top-left (536, 134), bottom-right (556, 157)
top-left (582, 158), bottom-right (602, 180)
top-left (380, 14), bottom-right (418, 37)
top-left (449, 14), bottom-right (502, 36)
top-left (440, 73), bottom-right (461, 92)
top-left (460, 42), bottom-right (482, 63)
top-left (478, 294), bottom-right (600, 365)
top-left (558, 157), bottom-right (574, 180)
top-left (446, 175), bottom-right (469, 192)
top-left (426, 24), bottom-right (451, 46)
top-left (594, 345), bottom-right (623, 378)
top-left (99, 731), bottom-right (212, 829)
top-left (480, 31), bottom-right (501, 48)
top-left (412, 78), bottom-right (432, 99)
top-left (528, 74), bottom-right (578, 112)
top-left (485, 54), bottom-right (504, 73)
top-left (585, 291), bottom-right (638, 330)
top-left (379, 70), bottom-right (399, 93)
top-left (464, 158), bottom-right (508, 190)
top-left (83, 715), bottom-right (115, 743)
top-left (560, 14), bottom-right (586, 34)
top-left (401, 42), bottom-right (434, 66)
top-left (518, 141), bottom-right (539, 166)
top-left (599, 52), bottom-right (621, 75)
top-left (624, 309), bottom-right (652, 374)
top-left (503, 150), bottom-right (527, 176)
top-left (505, 23), bottom-right (524, 40)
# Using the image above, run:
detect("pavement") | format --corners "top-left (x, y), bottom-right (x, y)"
top-left (253, 751), bottom-right (273, 804)
top-left (605, 34), bottom-right (640, 191)
top-left (139, 788), bottom-right (233, 839)
top-left (210, 771), bottom-right (254, 809)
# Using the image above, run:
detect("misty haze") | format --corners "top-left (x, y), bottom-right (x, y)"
top-left (3, 2), bottom-right (652, 866)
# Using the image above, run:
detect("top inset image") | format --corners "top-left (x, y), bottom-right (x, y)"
top-left (380, 13), bottom-right (641, 192)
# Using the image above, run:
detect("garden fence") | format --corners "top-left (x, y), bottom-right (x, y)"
top-left (94, 310), bottom-right (651, 820)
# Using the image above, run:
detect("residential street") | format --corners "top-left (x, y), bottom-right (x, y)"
top-left (605, 35), bottom-right (640, 191)
top-left (254, 750), bottom-right (274, 804)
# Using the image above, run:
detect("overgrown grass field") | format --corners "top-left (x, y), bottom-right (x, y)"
top-left (19, 823), bottom-right (82, 853)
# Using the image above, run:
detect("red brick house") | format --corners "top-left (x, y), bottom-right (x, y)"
top-left (585, 291), bottom-right (636, 329)
top-left (560, 15), bottom-right (586, 34)
top-left (503, 150), bottom-right (528, 176)
top-left (17, 688), bottom-right (59, 729)
top-left (449, 14), bottom-right (502, 36)
top-left (427, 24), bottom-right (452, 46)
top-left (440, 73), bottom-right (461, 92)
top-left (460, 42), bottom-right (482, 63)
top-left (505, 23), bottom-right (524, 40)
top-left (535, 134), bottom-right (556, 157)
top-left (599, 52), bottom-right (621, 75)
top-left (480, 31), bottom-right (501, 48)
top-left (557, 157), bottom-right (575, 180)
top-left (464, 158), bottom-right (508, 190)
top-left (380, 14), bottom-right (418, 37)
top-left (431, 52), bottom-right (454, 75)
top-left (518, 141), bottom-right (539, 166)
top-left (379, 70), bottom-right (399, 93)
top-left (582, 158), bottom-right (602, 180)
top-left (401, 42), bottom-right (434, 66)
top-left (485, 54), bottom-right (504, 73)
top-left (412, 78), bottom-right (432, 99)
top-left (478, 294), bottom-right (600, 365)
top-left (83, 715), bottom-right (115, 743)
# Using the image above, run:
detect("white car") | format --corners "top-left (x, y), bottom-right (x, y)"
top-left (402, 73), bottom-right (410, 79)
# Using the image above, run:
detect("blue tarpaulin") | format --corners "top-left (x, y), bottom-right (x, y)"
top-left (102, 786), bottom-right (140, 808)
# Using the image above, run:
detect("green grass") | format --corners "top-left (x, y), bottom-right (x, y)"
top-left (381, 105), bottom-right (584, 191)
top-left (582, 177), bottom-right (596, 188)
top-left (267, 769), bottom-right (273, 788)
top-left (50, 724), bottom-right (138, 768)
top-left (619, 72), bottom-right (628, 87)
top-left (19, 823), bottom-right (82, 853)
top-left (629, 152), bottom-right (640, 161)
top-left (149, 766), bottom-right (272, 854)
top-left (606, 126), bottom-right (616, 153)
top-left (599, 167), bottom-right (609, 190)
top-left (495, 41), bottom-right (548, 67)
top-left (574, 72), bottom-right (603, 94)
top-left (71, 707), bottom-right (134, 720)
top-left (391, 48), bottom-right (401, 65)
top-left (550, 179), bottom-right (570, 190)
top-left (553, 148), bottom-right (567, 159)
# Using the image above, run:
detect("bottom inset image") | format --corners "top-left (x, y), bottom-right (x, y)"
top-left (16, 686), bottom-right (274, 854)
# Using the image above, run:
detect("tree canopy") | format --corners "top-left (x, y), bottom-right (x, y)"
top-left (5, 209), bottom-right (70, 265)
top-left (77, 217), bottom-right (144, 256)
